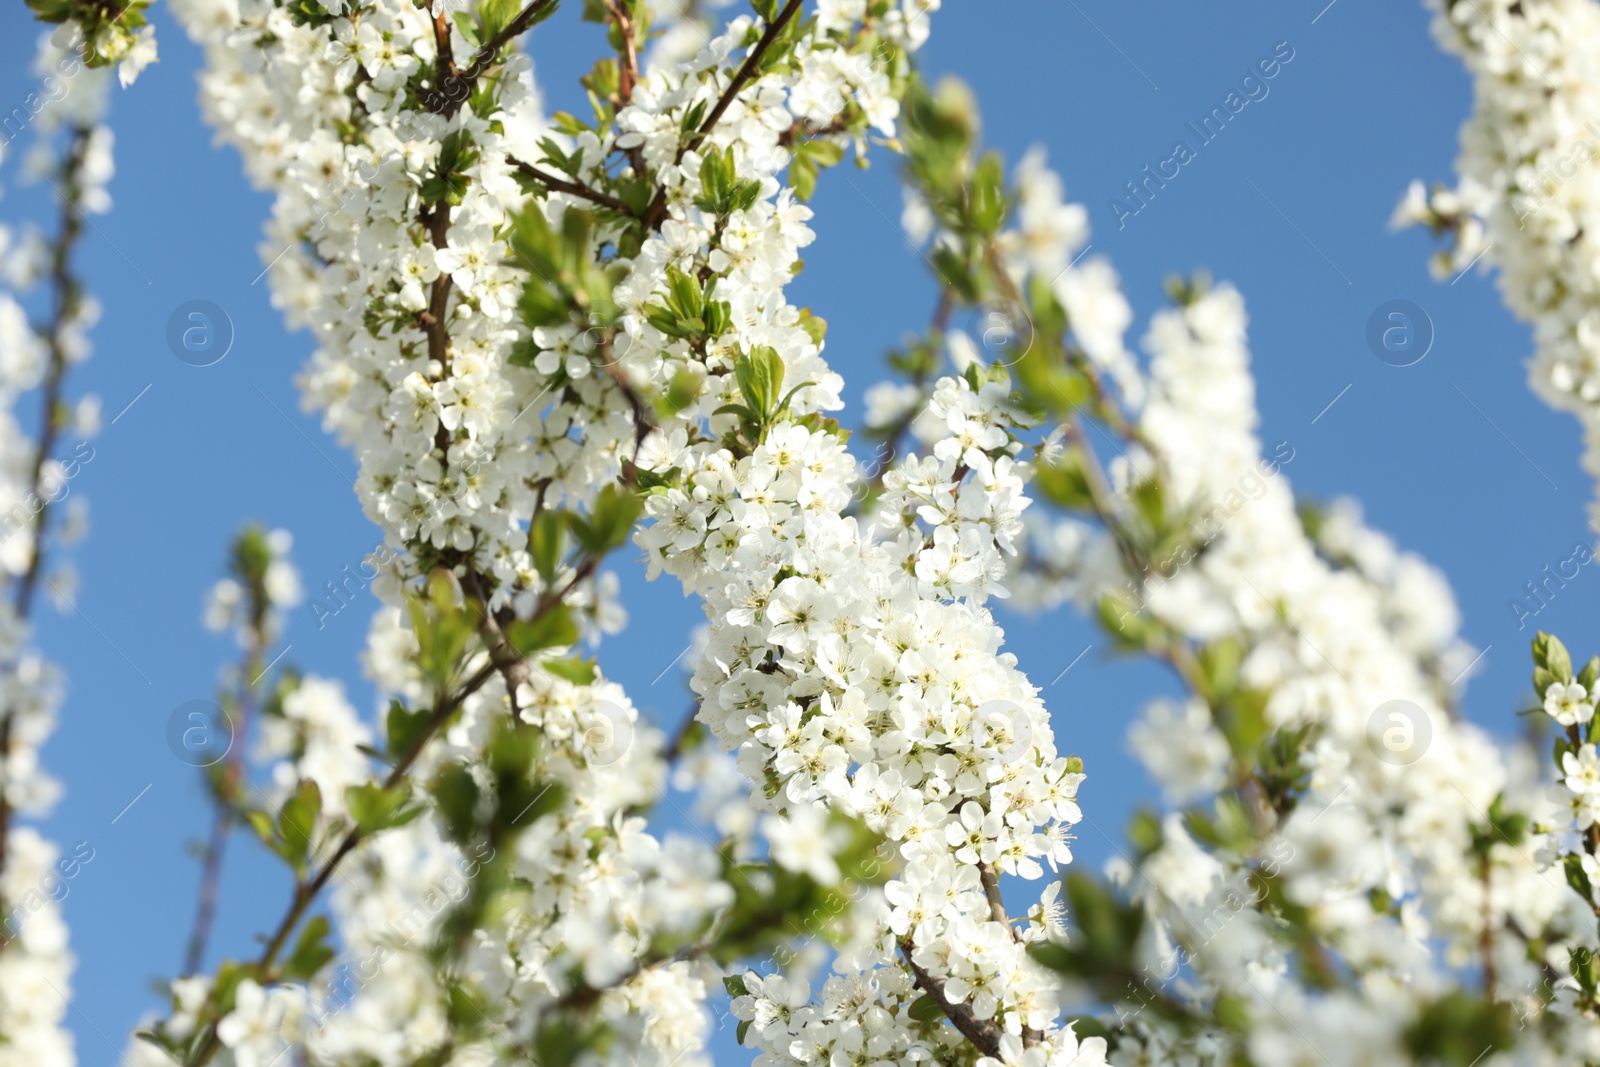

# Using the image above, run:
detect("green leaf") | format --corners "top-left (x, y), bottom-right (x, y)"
top-left (805, 140), bottom-right (845, 170)
top-left (452, 11), bottom-right (482, 49)
top-left (1566, 852), bottom-right (1594, 901)
top-left (723, 974), bottom-right (749, 997)
top-left (791, 153), bottom-right (818, 201)
top-left (907, 994), bottom-right (944, 1022)
top-left (244, 809), bottom-right (277, 850)
top-left (429, 764), bottom-right (482, 844)
top-left (735, 1019), bottom-right (752, 1046)
top-left (1130, 477), bottom-right (1166, 534)
top-left (970, 151), bottom-right (1007, 234)
top-left (736, 345), bottom-right (786, 423)
top-left (385, 700), bottom-right (433, 760)
top-left (796, 309), bottom-right (827, 346)
top-left (212, 960), bottom-right (259, 1015)
top-left (345, 782), bottom-right (423, 835)
top-left (1034, 453), bottom-right (1095, 511)
top-left (666, 265), bottom-right (703, 319)
top-left (1126, 808), bottom-right (1163, 854)
top-left (694, 146), bottom-right (762, 215)
top-left (530, 510), bottom-right (566, 583)
top-left (544, 657), bottom-right (598, 685)
top-left (408, 571), bottom-right (476, 685)
top-left (1097, 592), bottom-right (1158, 650)
top-left (478, 0), bottom-right (522, 41)
top-left (1403, 991), bottom-right (1514, 1067)
top-left (571, 484), bottom-right (643, 555)
top-left (506, 605), bottom-right (579, 654)
top-left (1055, 872), bottom-right (1145, 974)
top-left (284, 916), bottom-right (336, 981)
top-left (277, 780), bottom-right (323, 874)
top-left (1534, 631), bottom-right (1573, 683)
top-left (1026, 939), bottom-right (1075, 974)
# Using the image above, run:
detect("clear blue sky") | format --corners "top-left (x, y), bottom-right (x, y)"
top-left (0, 1), bottom-right (1588, 1061)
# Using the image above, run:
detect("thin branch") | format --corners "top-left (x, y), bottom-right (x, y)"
top-left (605, 0), bottom-right (640, 105)
top-left (641, 0), bottom-right (805, 230)
top-left (509, 158), bottom-right (636, 215)
top-left (182, 619), bottom-right (271, 976)
top-left (473, 0), bottom-right (560, 74)
top-left (432, 0), bottom-right (561, 114)
top-left (898, 940), bottom-right (1004, 1058)
top-left (776, 114), bottom-right (849, 149)
top-left (684, 0), bottom-right (803, 159)
top-left (977, 862), bottom-right (1011, 931)
top-left (182, 658), bottom-right (501, 1067)
top-left (15, 126), bottom-right (89, 619)
top-left (0, 124), bottom-right (91, 940)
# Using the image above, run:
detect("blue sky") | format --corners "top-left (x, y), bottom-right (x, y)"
top-left (0, 0), bottom-right (1592, 1061)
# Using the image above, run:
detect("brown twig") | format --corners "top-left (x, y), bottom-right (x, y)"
top-left (777, 114), bottom-right (849, 149)
top-left (181, 631), bottom-right (267, 976)
top-left (0, 125), bottom-right (90, 939)
top-left (182, 659), bottom-right (501, 1067)
top-left (684, 0), bottom-right (802, 159)
top-left (430, 0), bottom-right (561, 115)
top-left (605, 0), bottom-right (640, 105)
top-left (509, 158), bottom-right (635, 215)
top-left (640, 0), bottom-right (805, 230)
top-left (898, 940), bottom-right (1004, 1058)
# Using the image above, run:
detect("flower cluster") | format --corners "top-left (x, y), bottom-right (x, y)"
top-left (1401, 0), bottom-right (1600, 530)
top-left (150, 1), bottom-right (1094, 1065)
top-left (39, 0), bottom-right (1600, 1065)
top-left (0, 30), bottom-right (121, 1067)
top-left (867, 77), bottom-right (1600, 1062)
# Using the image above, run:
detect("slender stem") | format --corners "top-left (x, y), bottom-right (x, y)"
top-left (183, 623), bottom-right (269, 976)
top-left (977, 862), bottom-right (1012, 933)
top-left (1481, 858), bottom-right (1497, 1001)
top-left (684, 0), bottom-right (802, 159)
top-left (15, 127), bottom-right (89, 619)
top-left (182, 659), bottom-right (500, 1067)
top-left (432, 0), bottom-right (560, 114)
top-left (777, 114), bottom-right (849, 148)
top-left (640, 0), bottom-right (805, 230)
top-left (509, 158), bottom-right (635, 215)
top-left (605, 0), bottom-right (640, 105)
top-left (0, 124), bottom-right (91, 939)
top-left (661, 706), bottom-right (702, 765)
top-left (473, 0), bottom-right (560, 75)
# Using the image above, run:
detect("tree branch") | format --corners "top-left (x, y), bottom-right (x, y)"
top-left (509, 158), bottom-right (636, 215)
top-left (684, 0), bottom-right (803, 159)
top-left (182, 624), bottom-right (269, 976)
top-left (640, 0), bottom-right (805, 230)
top-left (431, 0), bottom-right (561, 114)
top-left (181, 658), bottom-right (500, 1067)
top-left (605, 0), bottom-right (640, 105)
top-left (0, 124), bottom-right (91, 942)
top-left (898, 940), bottom-right (1004, 1058)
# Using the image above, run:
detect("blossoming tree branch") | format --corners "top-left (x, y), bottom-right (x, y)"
top-left (2, 0), bottom-right (1599, 1066)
